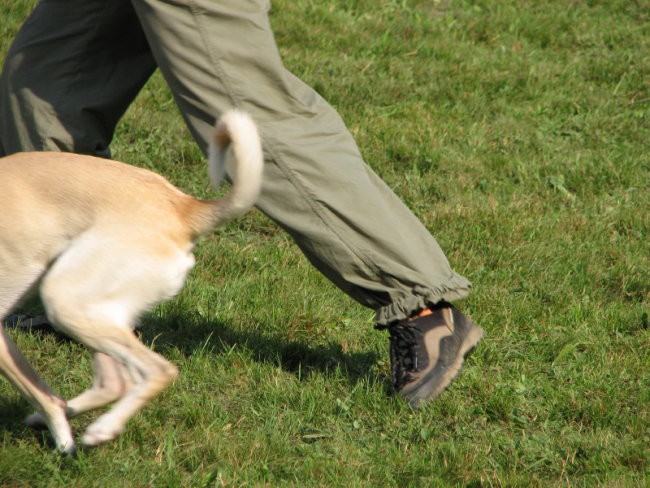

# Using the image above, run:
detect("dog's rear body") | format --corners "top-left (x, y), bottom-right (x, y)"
top-left (0, 111), bottom-right (263, 454)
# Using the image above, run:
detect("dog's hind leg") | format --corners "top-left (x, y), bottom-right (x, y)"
top-left (39, 236), bottom-right (189, 447)
top-left (41, 307), bottom-right (178, 446)
top-left (25, 351), bottom-right (133, 427)
top-left (78, 328), bottom-right (178, 446)
top-left (67, 352), bottom-right (134, 415)
top-left (0, 279), bottom-right (74, 454)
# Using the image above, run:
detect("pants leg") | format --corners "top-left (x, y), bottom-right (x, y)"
top-left (1, 0), bottom-right (472, 326)
top-left (0, 0), bottom-right (156, 157)
top-left (130, 0), bottom-right (472, 325)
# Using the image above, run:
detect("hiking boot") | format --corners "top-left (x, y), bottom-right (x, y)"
top-left (381, 302), bottom-right (484, 407)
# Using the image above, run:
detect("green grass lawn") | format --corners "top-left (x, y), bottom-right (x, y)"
top-left (1, 0), bottom-right (648, 486)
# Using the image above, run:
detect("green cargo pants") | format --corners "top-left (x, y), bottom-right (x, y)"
top-left (0, 0), bottom-right (471, 326)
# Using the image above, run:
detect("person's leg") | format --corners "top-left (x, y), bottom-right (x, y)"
top-left (0, 0), bottom-right (156, 157)
top-left (130, 0), bottom-right (472, 327)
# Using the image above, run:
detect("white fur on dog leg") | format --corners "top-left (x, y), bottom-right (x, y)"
top-left (22, 403), bottom-right (74, 453)
top-left (60, 442), bottom-right (77, 457)
top-left (53, 432), bottom-right (76, 454)
top-left (48, 412), bottom-right (75, 454)
top-left (25, 412), bottom-right (76, 454)
top-left (81, 415), bottom-right (125, 447)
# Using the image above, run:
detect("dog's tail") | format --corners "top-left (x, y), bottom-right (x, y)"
top-left (188, 110), bottom-right (264, 237)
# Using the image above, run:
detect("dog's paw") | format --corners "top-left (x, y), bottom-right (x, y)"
top-left (58, 441), bottom-right (77, 457)
top-left (81, 419), bottom-right (124, 447)
top-left (50, 422), bottom-right (75, 455)
top-left (26, 410), bottom-right (75, 453)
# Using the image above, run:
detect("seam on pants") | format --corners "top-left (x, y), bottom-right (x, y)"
top-left (189, 0), bottom-right (243, 113)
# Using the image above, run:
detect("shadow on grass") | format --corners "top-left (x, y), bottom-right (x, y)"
top-left (5, 309), bottom-right (383, 385)
top-left (137, 311), bottom-right (383, 386)
top-left (0, 398), bottom-right (27, 430)
top-left (0, 397), bottom-right (52, 448)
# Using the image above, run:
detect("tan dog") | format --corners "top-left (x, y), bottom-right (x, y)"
top-left (0, 111), bottom-right (263, 454)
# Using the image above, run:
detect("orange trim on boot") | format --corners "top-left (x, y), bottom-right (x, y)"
top-left (415, 308), bottom-right (433, 318)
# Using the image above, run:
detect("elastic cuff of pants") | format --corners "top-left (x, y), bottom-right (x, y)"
top-left (374, 275), bottom-right (472, 328)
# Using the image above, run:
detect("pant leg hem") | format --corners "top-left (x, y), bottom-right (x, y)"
top-left (374, 274), bottom-right (472, 327)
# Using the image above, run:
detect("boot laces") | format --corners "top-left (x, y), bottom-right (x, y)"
top-left (388, 324), bottom-right (423, 389)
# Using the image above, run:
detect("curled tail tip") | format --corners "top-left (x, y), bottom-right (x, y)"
top-left (214, 110), bottom-right (258, 147)
top-left (207, 109), bottom-right (264, 222)
top-left (209, 110), bottom-right (261, 188)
